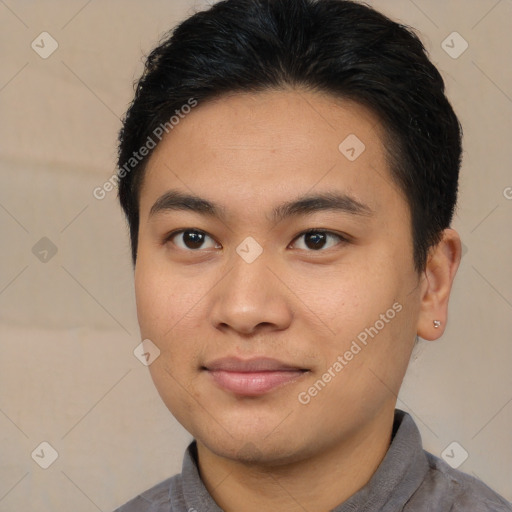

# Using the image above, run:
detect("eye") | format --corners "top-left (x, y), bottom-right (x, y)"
top-left (165, 229), bottom-right (220, 250)
top-left (290, 229), bottom-right (348, 251)
top-left (163, 228), bottom-right (348, 252)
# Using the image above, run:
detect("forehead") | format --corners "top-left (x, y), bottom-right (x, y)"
top-left (139, 89), bottom-right (403, 222)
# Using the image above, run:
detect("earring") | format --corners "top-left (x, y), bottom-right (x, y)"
top-left (433, 320), bottom-right (441, 328)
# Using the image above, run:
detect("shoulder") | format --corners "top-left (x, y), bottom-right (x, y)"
top-left (112, 474), bottom-right (178, 512)
top-left (417, 450), bottom-right (512, 511)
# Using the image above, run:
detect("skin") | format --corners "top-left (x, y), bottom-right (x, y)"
top-left (134, 88), bottom-right (461, 511)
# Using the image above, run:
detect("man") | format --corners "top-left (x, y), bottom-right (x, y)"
top-left (113, 0), bottom-right (512, 510)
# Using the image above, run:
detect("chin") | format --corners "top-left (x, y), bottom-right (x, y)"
top-left (191, 417), bottom-right (317, 467)
top-left (203, 435), bottom-right (307, 467)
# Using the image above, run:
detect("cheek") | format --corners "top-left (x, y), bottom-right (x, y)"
top-left (134, 258), bottom-right (206, 365)
top-left (134, 255), bottom-right (194, 335)
top-left (135, 262), bottom-right (204, 415)
top-left (316, 256), bottom-right (412, 364)
top-left (305, 260), bottom-right (391, 335)
top-left (134, 266), bottom-right (166, 338)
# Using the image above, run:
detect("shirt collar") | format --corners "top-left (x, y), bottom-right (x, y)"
top-left (332, 409), bottom-right (429, 511)
top-left (171, 409), bottom-right (429, 512)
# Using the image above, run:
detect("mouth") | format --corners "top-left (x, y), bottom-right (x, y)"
top-left (202, 357), bottom-right (310, 396)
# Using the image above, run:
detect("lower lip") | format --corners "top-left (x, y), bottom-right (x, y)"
top-left (207, 370), bottom-right (306, 396)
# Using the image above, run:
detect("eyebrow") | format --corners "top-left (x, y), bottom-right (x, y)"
top-left (148, 189), bottom-right (374, 223)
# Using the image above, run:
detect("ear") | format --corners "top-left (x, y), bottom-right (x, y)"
top-left (416, 228), bottom-right (462, 341)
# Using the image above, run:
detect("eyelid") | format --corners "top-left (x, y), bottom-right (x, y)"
top-left (163, 228), bottom-right (219, 248)
top-left (289, 228), bottom-right (350, 249)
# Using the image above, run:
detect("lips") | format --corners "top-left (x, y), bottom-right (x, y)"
top-left (203, 357), bottom-right (308, 396)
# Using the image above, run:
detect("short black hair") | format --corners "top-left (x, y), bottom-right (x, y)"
top-left (117, 0), bottom-right (462, 273)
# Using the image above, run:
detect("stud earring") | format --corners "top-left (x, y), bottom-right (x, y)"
top-left (433, 320), bottom-right (441, 328)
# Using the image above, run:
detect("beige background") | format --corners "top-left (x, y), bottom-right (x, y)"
top-left (0, 0), bottom-right (511, 510)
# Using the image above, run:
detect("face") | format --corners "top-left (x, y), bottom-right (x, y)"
top-left (135, 89), bottom-right (424, 465)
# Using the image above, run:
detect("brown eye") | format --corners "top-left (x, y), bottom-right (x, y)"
top-left (291, 230), bottom-right (348, 251)
top-left (166, 229), bottom-right (220, 250)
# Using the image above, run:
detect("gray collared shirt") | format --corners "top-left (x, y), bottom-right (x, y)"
top-left (114, 410), bottom-right (511, 511)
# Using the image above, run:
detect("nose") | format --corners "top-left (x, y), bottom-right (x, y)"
top-left (209, 249), bottom-right (294, 336)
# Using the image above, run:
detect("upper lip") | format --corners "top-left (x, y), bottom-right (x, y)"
top-left (204, 357), bottom-right (306, 372)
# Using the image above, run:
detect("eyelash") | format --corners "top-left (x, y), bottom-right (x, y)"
top-left (162, 228), bottom-right (350, 252)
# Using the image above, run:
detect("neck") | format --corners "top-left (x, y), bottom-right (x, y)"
top-left (195, 407), bottom-right (395, 512)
